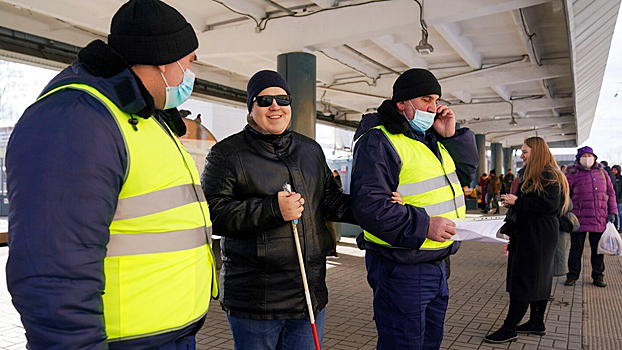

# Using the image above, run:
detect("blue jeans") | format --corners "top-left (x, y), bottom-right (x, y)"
top-left (227, 308), bottom-right (326, 350)
top-left (617, 203), bottom-right (622, 229)
top-left (155, 335), bottom-right (196, 350)
top-left (366, 253), bottom-right (449, 350)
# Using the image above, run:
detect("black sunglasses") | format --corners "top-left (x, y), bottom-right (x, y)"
top-left (253, 95), bottom-right (292, 107)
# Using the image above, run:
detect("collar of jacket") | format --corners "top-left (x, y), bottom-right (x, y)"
top-left (567, 162), bottom-right (603, 174)
top-left (245, 124), bottom-right (292, 150)
top-left (377, 100), bottom-right (411, 135)
top-left (77, 40), bottom-right (155, 119)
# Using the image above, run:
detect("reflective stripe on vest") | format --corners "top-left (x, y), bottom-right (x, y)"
top-left (38, 84), bottom-right (218, 342)
top-left (363, 125), bottom-right (466, 250)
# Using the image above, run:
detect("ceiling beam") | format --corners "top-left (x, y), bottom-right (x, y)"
top-left (497, 134), bottom-right (577, 147)
top-left (1, 0), bottom-right (110, 35)
top-left (371, 35), bottom-right (428, 69)
top-left (309, 0), bottom-right (336, 9)
top-left (198, 0), bottom-right (556, 59)
top-left (450, 97), bottom-right (573, 120)
top-left (492, 85), bottom-right (512, 102)
top-left (319, 47), bottom-right (379, 80)
top-left (450, 91), bottom-right (472, 103)
top-left (490, 124), bottom-right (576, 141)
top-left (465, 116), bottom-right (575, 134)
top-left (197, 0), bottom-right (418, 58)
top-left (434, 22), bottom-right (482, 69)
top-left (216, 0), bottom-right (266, 22)
top-left (439, 64), bottom-right (570, 93)
top-left (426, 0), bottom-right (555, 26)
top-left (317, 86), bottom-right (385, 106)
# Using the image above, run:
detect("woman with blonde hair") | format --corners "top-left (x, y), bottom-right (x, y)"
top-left (485, 137), bottom-right (570, 344)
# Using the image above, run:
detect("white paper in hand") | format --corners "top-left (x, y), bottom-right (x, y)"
top-left (449, 216), bottom-right (507, 243)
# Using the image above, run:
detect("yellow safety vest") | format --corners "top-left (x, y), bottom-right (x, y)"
top-left (38, 84), bottom-right (218, 342)
top-left (364, 125), bottom-right (466, 250)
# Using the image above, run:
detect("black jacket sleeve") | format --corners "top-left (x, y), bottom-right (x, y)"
top-left (437, 128), bottom-right (478, 187)
top-left (321, 161), bottom-right (357, 224)
top-left (6, 91), bottom-right (126, 350)
top-left (201, 144), bottom-right (285, 237)
top-left (350, 129), bottom-right (429, 249)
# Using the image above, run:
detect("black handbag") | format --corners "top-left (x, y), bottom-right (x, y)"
top-left (559, 211), bottom-right (580, 233)
top-left (500, 206), bottom-right (518, 236)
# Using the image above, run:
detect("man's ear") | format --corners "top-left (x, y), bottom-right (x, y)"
top-left (396, 101), bottom-right (406, 112)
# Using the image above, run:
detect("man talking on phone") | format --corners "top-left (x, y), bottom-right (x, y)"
top-left (350, 68), bottom-right (478, 349)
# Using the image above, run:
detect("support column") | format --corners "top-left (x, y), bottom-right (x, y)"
top-left (277, 52), bottom-right (316, 139)
top-left (503, 148), bottom-right (514, 174)
top-left (474, 134), bottom-right (486, 188)
top-left (491, 142), bottom-right (503, 174)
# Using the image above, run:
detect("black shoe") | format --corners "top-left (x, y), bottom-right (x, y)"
top-left (564, 278), bottom-right (576, 286)
top-left (517, 320), bottom-right (546, 335)
top-left (494, 210), bottom-right (500, 214)
top-left (327, 252), bottom-right (339, 259)
top-left (484, 327), bottom-right (518, 344)
top-left (593, 280), bottom-right (607, 288)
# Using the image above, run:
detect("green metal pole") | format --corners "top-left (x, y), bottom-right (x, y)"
top-left (277, 52), bottom-right (316, 139)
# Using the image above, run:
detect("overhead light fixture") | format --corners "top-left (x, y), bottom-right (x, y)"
top-left (322, 103), bottom-right (332, 117)
top-left (414, 0), bottom-right (434, 54)
top-left (416, 34), bottom-right (434, 55)
top-left (508, 101), bottom-right (517, 126)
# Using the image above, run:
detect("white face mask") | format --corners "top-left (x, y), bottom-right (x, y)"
top-left (160, 61), bottom-right (195, 109)
top-left (580, 157), bottom-right (595, 168)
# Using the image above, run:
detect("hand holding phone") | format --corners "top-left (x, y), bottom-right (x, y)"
top-left (432, 105), bottom-right (456, 137)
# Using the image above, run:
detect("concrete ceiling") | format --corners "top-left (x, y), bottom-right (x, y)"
top-left (0, 0), bottom-right (618, 148)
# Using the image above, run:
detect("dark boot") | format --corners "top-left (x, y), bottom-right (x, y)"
top-left (517, 319), bottom-right (546, 335)
top-left (484, 326), bottom-right (518, 343)
top-left (517, 300), bottom-right (547, 335)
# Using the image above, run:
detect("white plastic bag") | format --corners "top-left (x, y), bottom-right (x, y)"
top-left (597, 222), bottom-right (622, 256)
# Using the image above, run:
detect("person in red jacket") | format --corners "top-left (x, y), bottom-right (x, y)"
top-left (479, 173), bottom-right (488, 212)
top-left (564, 146), bottom-right (618, 288)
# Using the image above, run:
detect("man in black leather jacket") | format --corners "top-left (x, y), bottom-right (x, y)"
top-left (201, 70), bottom-right (356, 349)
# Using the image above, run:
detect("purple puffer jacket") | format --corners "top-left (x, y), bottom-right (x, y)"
top-left (566, 163), bottom-right (617, 232)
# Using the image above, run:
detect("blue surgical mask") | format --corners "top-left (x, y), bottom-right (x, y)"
top-left (160, 61), bottom-right (195, 109)
top-left (406, 100), bottom-right (435, 132)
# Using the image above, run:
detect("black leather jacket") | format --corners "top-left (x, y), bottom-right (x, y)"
top-left (201, 125), bottom-right (356, 319)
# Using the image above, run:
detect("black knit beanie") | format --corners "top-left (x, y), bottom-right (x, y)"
top-left (392, 68), bottom-right (442, 102)
top-left (108, 0), bottom-right (198, 66)
top-left (246, 70), bottom-right (291, 111)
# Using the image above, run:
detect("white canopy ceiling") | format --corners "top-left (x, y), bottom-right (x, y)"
top-left (0, 0), bottom-right (618, 147)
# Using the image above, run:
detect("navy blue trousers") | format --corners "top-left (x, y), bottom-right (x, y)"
top-left (366, 253), bottom-right (449, 350)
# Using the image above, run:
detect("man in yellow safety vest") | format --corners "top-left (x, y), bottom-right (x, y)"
top-left (350, 68), bottom-right (478, 350)
top-left (6, 1), bottom-right (217, 349)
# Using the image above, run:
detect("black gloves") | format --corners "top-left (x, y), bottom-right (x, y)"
top-left (607, 213), bottom-right (617, 223)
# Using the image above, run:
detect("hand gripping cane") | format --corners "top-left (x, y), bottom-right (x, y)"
top-left (284, 183), bottom-right (321, 350)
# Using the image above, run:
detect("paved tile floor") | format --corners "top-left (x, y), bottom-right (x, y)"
top-left (2, 221), bottom-right (622, 349)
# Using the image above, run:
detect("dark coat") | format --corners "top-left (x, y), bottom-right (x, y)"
top-left (350, 100), bottom-right (478, 264)
top-left (612, 166), bottom-right (622, 203)
top-left (506, 170), bottom-right (563, 302)
top-left (6, 40), bottom-right (200, 349)
top-left (202, 125), bottom-right (355, 320)
top-left (565, 163), bottom-right (617, 232)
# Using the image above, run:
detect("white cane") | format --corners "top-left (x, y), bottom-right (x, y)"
top-left (284, 183), bottom-right (321, 350)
